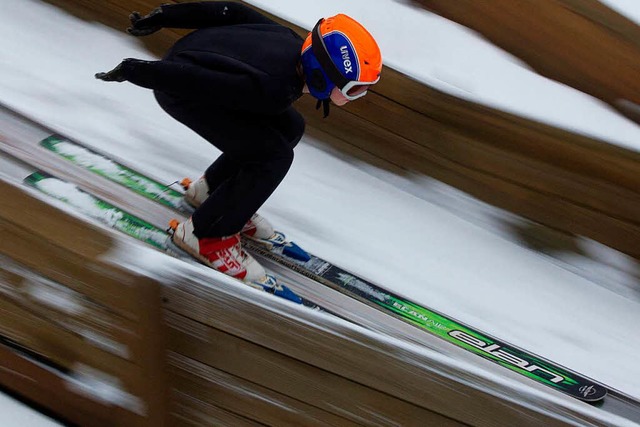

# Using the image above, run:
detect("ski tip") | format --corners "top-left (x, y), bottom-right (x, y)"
top-left (283, 241), bottom-right (311, 263)
top-left (179, 177), bottom-right (192, 190)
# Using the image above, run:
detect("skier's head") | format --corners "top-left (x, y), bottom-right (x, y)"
top-left (301, 14), bottom-right (382, 103)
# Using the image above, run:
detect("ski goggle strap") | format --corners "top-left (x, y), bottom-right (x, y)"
top-left (311, 18), bottom-right (350, 93)
top-left (311, 18), bottom-right (380, 102)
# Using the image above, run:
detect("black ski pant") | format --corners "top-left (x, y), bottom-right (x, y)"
top-left (155, 91), bottom-right (304, 238)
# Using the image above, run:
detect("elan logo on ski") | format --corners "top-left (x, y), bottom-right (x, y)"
top-left (448, 330), bottom-right (606, 401)
top-left (449, 330), bottom-right (564, 383)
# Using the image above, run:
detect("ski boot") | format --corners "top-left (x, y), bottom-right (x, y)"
top-left (180, 176), bottom-right (310, 262)
top-left (168, 218), bottom-right (302, 304)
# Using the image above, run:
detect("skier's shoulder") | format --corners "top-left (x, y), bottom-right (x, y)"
top-left (231, 21), bottom-right (303, 40)
top-left (182, 21), bottom-right (301, 45)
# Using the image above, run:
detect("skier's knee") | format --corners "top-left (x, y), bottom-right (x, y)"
top-left (279, 109), bottom-right (305, 149)
top-left (268, 146), bottom-right (294, 176)
top-left (286, 117), bottom-right (305, 149)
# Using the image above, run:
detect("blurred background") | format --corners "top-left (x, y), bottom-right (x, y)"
top-left (1, 0), bottom-right (640, 425)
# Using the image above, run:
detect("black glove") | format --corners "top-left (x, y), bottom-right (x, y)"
top-left (95, 59), bottom-right (135, 82)
top-left (127, 6), bottom-right (164, 36)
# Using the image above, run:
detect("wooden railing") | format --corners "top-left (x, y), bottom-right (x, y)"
top-left (0, 178), bottom-right (167, 426)
top-left (0, 177), bottom-right (590, 426)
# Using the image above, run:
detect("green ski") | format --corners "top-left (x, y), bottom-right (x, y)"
top-left (39, 133), bottom-right (608, 402)
top-left (25, 170), bottom-right (169, 249)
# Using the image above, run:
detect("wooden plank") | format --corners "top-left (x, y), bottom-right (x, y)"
top-left (171, 391), bottom-right (263, 427)
top-left (170, 352), bottom-right (362, 427)
top-left (0, 342), bottom-right (144, 426)
top-left (0, 295), bottom-right (145, 398)
top-left (131, 272), bottom-right (170, 427)
top-left (0, 182), bottom-right (140, 318)
top-left (0, 259), bottom-right (137, 361)
top-left (166, 311), bottom-right (464, 427)
top-left (557, 0), bottom-right (640, 50)
top-left (410, 0), bottom-right (640, 112)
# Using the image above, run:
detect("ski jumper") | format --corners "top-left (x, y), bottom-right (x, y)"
top-left (118, 2), bottom-right (305, 238)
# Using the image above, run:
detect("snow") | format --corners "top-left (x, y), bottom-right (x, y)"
top-left (599, 0), bottom-right (640, 24)
top-left (31, 176), bottom-right (169, 247)
top-left (35, 177), bottom-right (124, 226)
top-left (66, 365), bottom-right (146, 415)
top-left (45, 137), bottom-right (185, 208)
top-left (0, 0), bottom-right (640, 420)
top-left (52, 140), bottom-right (125, 177)
top-left (26, 280), bottom-right (86, 316)
top-left (0, 391), bottom-right (61, 426)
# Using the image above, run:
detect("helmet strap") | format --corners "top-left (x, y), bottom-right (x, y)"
top-left (309, 68), bottom-right (327, 93)
top-left (316, 98), bottom-right (331, 118)
top-left (312, 19), bottom-right (350, 91)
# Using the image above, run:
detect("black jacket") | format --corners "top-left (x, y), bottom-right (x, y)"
top-left (122, 2), bottom-right (305, 115)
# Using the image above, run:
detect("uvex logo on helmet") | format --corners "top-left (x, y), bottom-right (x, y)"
top-left (324, 33), bottom-right (360, 80)
top-left (340, 44), bottom-right (354, 75)
top-left (301, 14), bottom-right (382, 103)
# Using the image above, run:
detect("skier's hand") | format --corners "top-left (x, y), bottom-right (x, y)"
top-left (95, 59), bottom-right (133, 82)
top-left (127, 7), bottom-right (164, 36)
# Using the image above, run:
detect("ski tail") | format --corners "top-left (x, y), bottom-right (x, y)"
top-left (24, 171), bottom-right (312, 307)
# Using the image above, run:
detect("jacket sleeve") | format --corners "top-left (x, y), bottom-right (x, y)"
top-left (155, 2), bottom-right (278, 29)
top-left (121, 59), bottom-right (282, 114)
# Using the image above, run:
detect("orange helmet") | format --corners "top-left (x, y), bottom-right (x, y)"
top-left (301, 14), bottom-right (382, 102)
